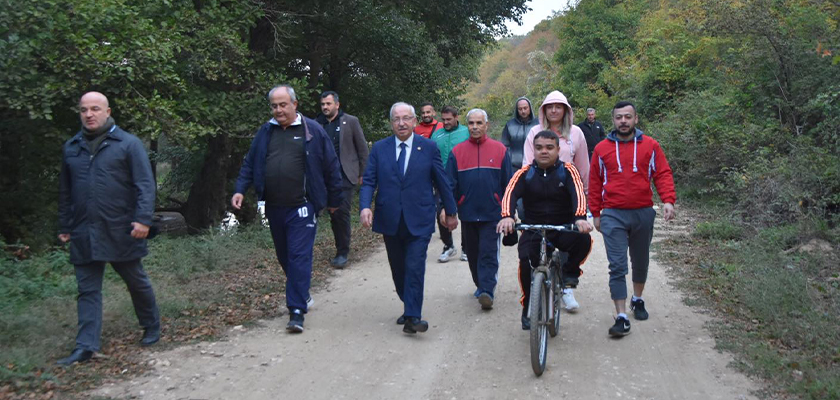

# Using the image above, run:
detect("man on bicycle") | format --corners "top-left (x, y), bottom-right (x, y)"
top-left (497, 130), bottom-right (593, 330)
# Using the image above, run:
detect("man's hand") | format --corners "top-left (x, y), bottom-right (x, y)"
top-left (445, 215), bottom-right (458, 231)
top-left (593, 217), bottom-right (601, 232)
top-left (496, 217), bottom-right (515, 234)
top-left (231, 193), bottom-right (244, 210)
top-left (328, 207), bottom-right (339, 214)
top-left (58, 234), bottom-right (70, 243)
top-left (575, 219), bottom-right (594, 234)
top-left (438, 209), bottom-right (448, 228)
top-left (130, 222), bottom-right (150, 239)
top-left (360, 208), bottom-right (373, 228)
top-left (663, 203), bottom-right (676, 221)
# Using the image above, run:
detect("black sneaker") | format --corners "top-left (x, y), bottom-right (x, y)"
top-left (608, 316), bottom-right (631, 337)
top-left (631, 298), bottom-right (649, 320)
top-left (286, 310), bottom-right (304, 333)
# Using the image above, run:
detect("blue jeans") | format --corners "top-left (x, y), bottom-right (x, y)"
top-left (74, 259), bottom-right (159, 352)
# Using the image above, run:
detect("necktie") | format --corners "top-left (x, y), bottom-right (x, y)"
top-left (398, 142), bottom-right (407, 179)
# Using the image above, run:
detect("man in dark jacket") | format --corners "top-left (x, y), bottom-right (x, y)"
top-left (501, 97), bottom-right (538, 170)
top-left (497, 130), bottom-right (593, 330)
top-left (446, 109), bottom-right (512, 310)
top-left (232, 85), bottom-right (343, 333)
top-left (316, 91), bottom-right (369, 269)
top-left (57, 91), bottom-right (160, 365)
top-left (578, 107), bottom-right (605, 158)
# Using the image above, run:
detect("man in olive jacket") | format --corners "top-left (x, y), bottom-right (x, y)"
top-left (316, 91), bottom-right (369, 268)
top-left (56, 92), bottom-right (160, 365)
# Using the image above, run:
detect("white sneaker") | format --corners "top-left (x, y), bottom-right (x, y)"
top-left (306, 296), bottom-right (314, 310)
top-left (438, 246), bottom-right (457, 263)
top-left (561, 289), bottom-right (579, 312)
top-left (460, 252), bottom-right (468, 262)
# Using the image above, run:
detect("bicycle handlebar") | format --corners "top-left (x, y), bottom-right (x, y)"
top-left (515, 223), bottom-right (578, 232)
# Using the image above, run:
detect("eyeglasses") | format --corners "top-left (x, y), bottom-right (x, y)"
top-left (391, 116), bottom-right (415, 124)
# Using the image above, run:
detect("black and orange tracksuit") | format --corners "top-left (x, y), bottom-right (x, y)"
top-left (501, 160), bottom-right (593, 308)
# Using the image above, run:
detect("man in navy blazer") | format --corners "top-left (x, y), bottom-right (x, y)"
top-left (360, 102), bottom-right (458, 334)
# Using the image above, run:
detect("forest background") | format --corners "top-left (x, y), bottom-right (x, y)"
top-left (1, 0), bottom-right (839, 399)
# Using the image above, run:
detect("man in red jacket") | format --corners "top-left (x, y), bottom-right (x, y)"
top-left (414, 102), bottom-right (443, 139)
top-left (589, 101), bottom-right (676, 338)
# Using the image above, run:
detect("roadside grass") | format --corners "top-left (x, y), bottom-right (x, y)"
top-left (657, 205), bottom-right (840, 400)
top-left (0, 193), bottom-right (378, 398)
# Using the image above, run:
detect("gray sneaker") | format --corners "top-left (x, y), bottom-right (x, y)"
top-left (460, 252), bottom-right (468, 262)
top-left (438, 246), bottom-right (457, 263)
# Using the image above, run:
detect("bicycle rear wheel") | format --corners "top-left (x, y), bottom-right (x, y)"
top-left (529, 271), bottom-right (548, 376)
top-left (548, 267), bottom-right (561, 338)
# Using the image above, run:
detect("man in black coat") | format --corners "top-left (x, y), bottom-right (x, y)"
top-left (578, 107), bottom-right (606, 158)
top-left (57, 91), bottom-right (160, 365)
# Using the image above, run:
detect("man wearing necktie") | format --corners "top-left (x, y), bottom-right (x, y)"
top-left (360, 102), bottom-right (458, 334)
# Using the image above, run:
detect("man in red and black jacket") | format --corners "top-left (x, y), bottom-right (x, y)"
top-left (589, 101), bottom-right (676, 338)
top-left (414, 102), bottom-right (443, 139)
top-left (445, 109), bottom-right (512, 310)
top-left (497, 130), bottom-right (593, 330)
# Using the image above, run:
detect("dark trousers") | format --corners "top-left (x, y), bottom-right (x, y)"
top-left (265, 203), bottom-right (317, 312)
top-left (517, 230), bottom-right (592, 309)
top-left (330, 179), bottom-right (354, 257)
top-left (436, 201), bottom-right (464, 250)
top-left (74, 259), bottom-right (160, 352)
top-left (600, 208), bottom-right (656, 300)
top-left (382, 215), bottom-right (432, 318)
top-left (461, 221), bottom-right (500, 296)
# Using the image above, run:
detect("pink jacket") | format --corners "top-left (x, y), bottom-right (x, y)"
top-left (521, 91), bottom-right (590, 194)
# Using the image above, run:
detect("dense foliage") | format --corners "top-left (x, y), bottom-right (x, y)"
top-left (0, 0), bottom-right (528, 246)
top-left (473, 0), bottom-right (840, 225)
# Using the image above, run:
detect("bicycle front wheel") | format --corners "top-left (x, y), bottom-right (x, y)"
top-left (548, 267), bottom-right (561, 338)
top-left (529, 270), bottom-right (549, 376)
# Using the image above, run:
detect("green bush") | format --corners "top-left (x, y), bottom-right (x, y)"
top-left (693, 220), bottom-right (743, 241)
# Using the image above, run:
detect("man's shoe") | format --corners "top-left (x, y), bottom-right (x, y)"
top-left (561, 289), bottom-right (579, 312)
top-left (478, 292), bottom-right (494, 310)
top-left (521, 308), bottom-right (530, 330)
top-left (438, 246), bottom-right (457, 263)
top-left (331, 254), bottom-right (349, 269)
top-left (396, 315), bottom-right (406, 325)
top-left (403, 317), bottom-right (429, 334)
top-left (140, 328), bottom-right (160, 347)
top-left (460, 252), bottom-right (468, 262)
top-left (56, 348), bottom-right (93, 366)
top-left (609, 316), bottom-right (631, 337)
top-left (306, 296), bottom-right (315, 310)
top-left (473, 288), bottom-right (481, 298)
top-left (286, 309), bottom-right (304, 333)
top-left (631, 298), bottom-right (649, 320)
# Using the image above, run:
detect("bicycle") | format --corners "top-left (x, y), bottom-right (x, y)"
top-left (515, 223), bottom-right (577, 376)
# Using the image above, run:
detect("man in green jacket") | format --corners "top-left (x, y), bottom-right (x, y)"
top-left (431, 106), bottom-right (469, 263)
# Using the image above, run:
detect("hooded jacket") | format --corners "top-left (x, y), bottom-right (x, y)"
top-left (588, 128), bottom-right (676, 217)
top-left (501, 97), bottom-right (539, 169)
top-left (521, 91), bottom-right (590, 194)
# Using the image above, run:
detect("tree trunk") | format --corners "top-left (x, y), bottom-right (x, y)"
top-left (183, 134), bottom-right (231, 233)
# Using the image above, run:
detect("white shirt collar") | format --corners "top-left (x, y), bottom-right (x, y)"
top-left (396, 133), bottom-right (414, 149)
top-left (269, 113), bottom-right (303, 126)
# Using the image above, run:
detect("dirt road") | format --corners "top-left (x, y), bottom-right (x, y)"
top-left (92, 217), bottom-right (757, 400)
